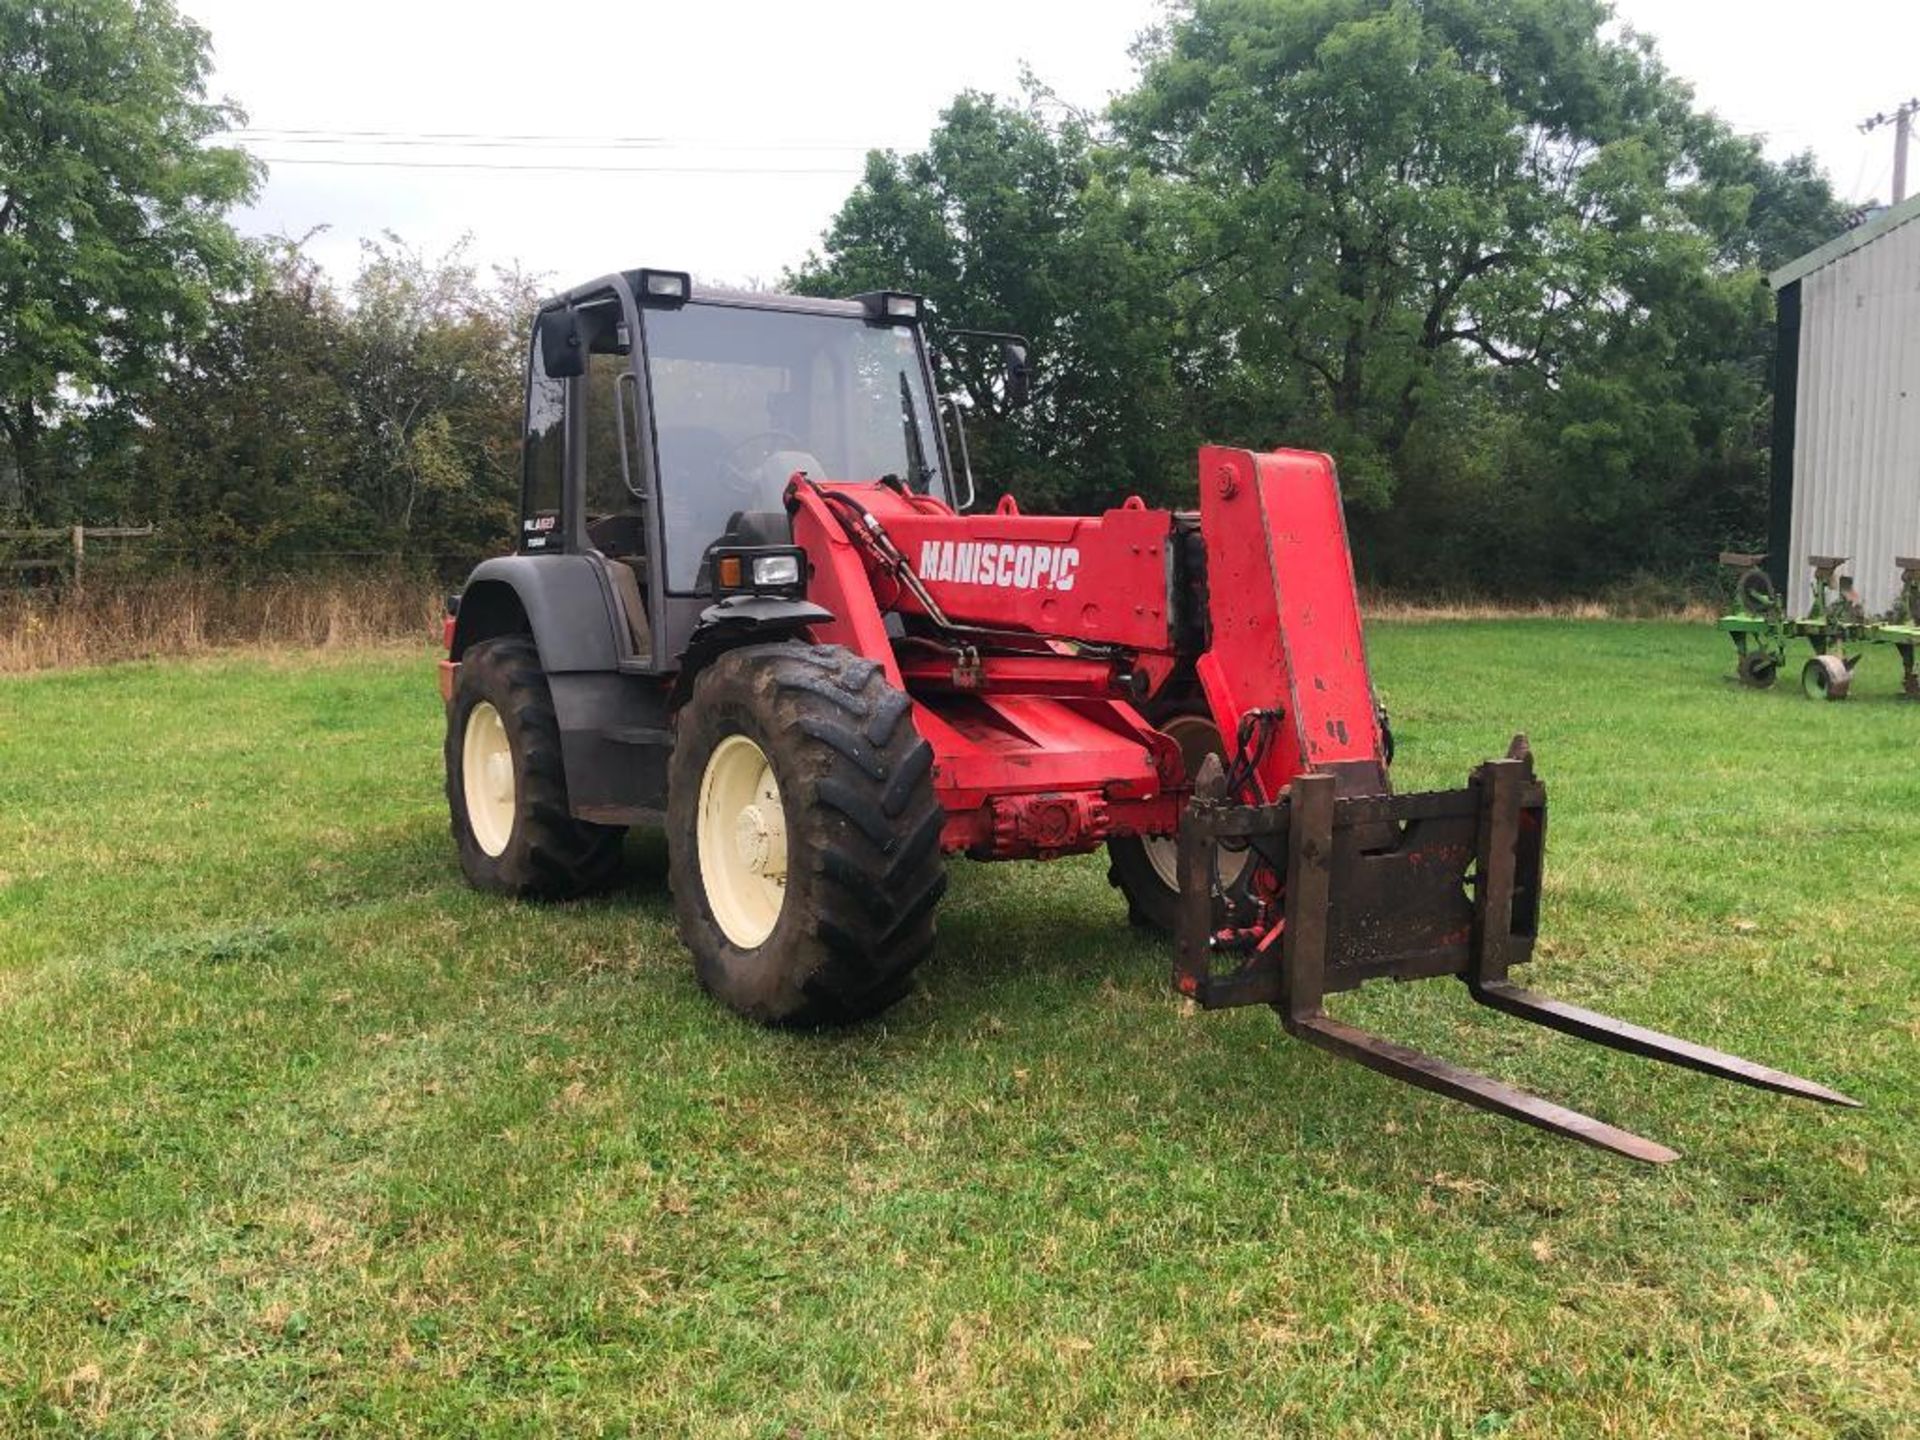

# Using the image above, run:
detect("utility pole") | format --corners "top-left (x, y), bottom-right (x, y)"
top-left (1861, 99), bottom-right (1919, 204)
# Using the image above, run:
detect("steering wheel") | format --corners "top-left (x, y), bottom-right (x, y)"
top-left (719, 429), bottom-right (809, 491)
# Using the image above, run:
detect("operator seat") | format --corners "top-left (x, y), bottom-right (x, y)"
top-left (586, 512), bottom-right (646, 559)
top-left (721, 509), bottom-right (795, 546)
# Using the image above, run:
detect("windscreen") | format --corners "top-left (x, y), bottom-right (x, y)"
top-left (641, 302), bottom-right (944, 592)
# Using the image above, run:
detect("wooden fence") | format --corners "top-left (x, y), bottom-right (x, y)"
top-left (0, 525), bottom-right (156, 591)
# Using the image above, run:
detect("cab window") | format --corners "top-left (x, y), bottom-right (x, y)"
top-left (573, 298), bottom-right (648, 563)
top-left (583, 348), bottom-right (641, 522)
top-left (641, 303), bottom-right (943, 593)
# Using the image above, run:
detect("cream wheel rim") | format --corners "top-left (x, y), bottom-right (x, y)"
top-left (462, 701), bottom-right (516, 858)
top-left (697, 733), bottom-right (789, 948)
top-left (1145, 713), bottom-right (1250, 893)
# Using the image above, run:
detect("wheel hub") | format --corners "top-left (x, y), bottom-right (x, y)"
top-left (485, 749), bottom-right (512, 807)
top-left (697, 734), bottom-right (789, 948)
top-left (461, 701), bottom-right (516, 859)
top-left (733, 793), bottom-right (788, 881)
top-left (1144, 714), bottom-right (1250, 893)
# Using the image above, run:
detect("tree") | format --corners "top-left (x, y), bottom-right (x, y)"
top-left (0, 0), bottom-right (255, 518)
top-left (112, 235), bottom-right (537, 573)
top-left (796, 1), bottom-right (1844, 595)
top-left (110, 240), bottom-right (361, 562)
top-left (790, 93), bottom-right (1203, 509)
top-left (1114, 0), bottom-right (1844, 586)
top-left (336, 236), bottom-right (534, 557)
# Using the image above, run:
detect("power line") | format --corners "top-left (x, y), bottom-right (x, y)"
top-left (244, 135), bottom-right (867, 153)
top-left (223, 126), bottom-right (883, 176)
top-left (243, 154), bottom-right (864, 175)
top-left (228, 126), bottom-right (882, 153)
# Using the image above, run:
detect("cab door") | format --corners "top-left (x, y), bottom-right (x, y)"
top-left (569, 289), bottom-right (658, 666)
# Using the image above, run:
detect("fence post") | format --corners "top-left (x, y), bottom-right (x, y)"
top-left (71, 524), bottom-right (85, 595)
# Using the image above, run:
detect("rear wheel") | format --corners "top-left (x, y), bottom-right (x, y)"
top-left (667, 643), bottom-right (946, 1027)
top-left (445, 635), bottom-right (626, 897)
top-left (1107, 701), bottom-right (1250, 933)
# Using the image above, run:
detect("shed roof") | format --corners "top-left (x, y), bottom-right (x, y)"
top-left (1770, 191), bottom-right (1920, 289)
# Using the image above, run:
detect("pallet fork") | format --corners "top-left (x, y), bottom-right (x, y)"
top-left (1175, 742), bottom-right (1857, 1162)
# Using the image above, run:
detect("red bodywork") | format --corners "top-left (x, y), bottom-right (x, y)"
top-left (773, 446), bottom-right (1862, 1162)
top-left (787, 445), bottom-right (1388, 859)
top-left (440, 420), bottom-right (1856, 1159)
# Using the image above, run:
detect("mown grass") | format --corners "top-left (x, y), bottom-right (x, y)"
top-left (0, 622), bottom-right (1913, 1437)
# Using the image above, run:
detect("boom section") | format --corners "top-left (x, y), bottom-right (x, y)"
top-left (806, 482), bottom-right (1180, 653)
top-left (1193, 445), bottom-right (1388, 798)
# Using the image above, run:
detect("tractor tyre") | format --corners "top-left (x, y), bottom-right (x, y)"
top-left (445, 635), bottom-right (626, 898)
top-left (1106, 698), bottom-right (1251, 934)
top-left (667, 643), bottom-right (946, 1028)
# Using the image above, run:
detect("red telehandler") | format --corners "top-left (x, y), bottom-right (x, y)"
top-left (440, 270), bottom-right (1854, 1163)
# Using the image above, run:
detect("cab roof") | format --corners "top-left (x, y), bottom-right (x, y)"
top-left (544, 270), bottom-right (875, 322)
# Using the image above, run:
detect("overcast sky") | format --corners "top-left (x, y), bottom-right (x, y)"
top-left (179, 0), bottom-right (1920, 293)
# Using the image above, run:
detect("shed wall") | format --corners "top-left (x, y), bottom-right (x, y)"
top-left (1788, 213), bottom-right (1920, 613)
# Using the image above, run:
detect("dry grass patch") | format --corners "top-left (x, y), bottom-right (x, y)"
top-left (0, 572), bottom-right (442, 672)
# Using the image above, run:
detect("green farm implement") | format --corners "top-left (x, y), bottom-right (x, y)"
top-left (1719, 553), bottom-right (1920, 700)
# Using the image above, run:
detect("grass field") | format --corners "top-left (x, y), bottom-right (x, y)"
top-left (0, 621), bottom-right (1914, 1437)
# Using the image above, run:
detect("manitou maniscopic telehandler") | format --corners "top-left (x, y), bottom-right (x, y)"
top-left (439, 269), bottom-right (1854, 1163)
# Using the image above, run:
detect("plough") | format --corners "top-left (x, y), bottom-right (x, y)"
top-left (1719, 554), bottom-right (1920, 700)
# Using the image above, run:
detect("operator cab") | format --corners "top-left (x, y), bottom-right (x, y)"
top-left (521, 271), bottom-right (956, 669)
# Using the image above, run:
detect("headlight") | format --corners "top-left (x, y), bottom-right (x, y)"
top-left (751, 553), bottom-right (802, 588)
top-left (712, 545), bottom-right (807, 598)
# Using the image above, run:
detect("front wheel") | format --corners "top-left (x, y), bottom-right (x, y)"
top-left (667, 644), bottom-right (947, 1027)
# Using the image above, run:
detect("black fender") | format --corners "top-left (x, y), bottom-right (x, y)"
top-left (450, 555), bottom-right (666, 823)
top-left (450, 554), bottom-right (622, 673)
top-left (668, 595), bottom-right (835, 707)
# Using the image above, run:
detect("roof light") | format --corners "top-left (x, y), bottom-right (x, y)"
top-left (854, 290), bottom-right (926, 325)
top-left (638, 268), bottom-right (691, 306)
